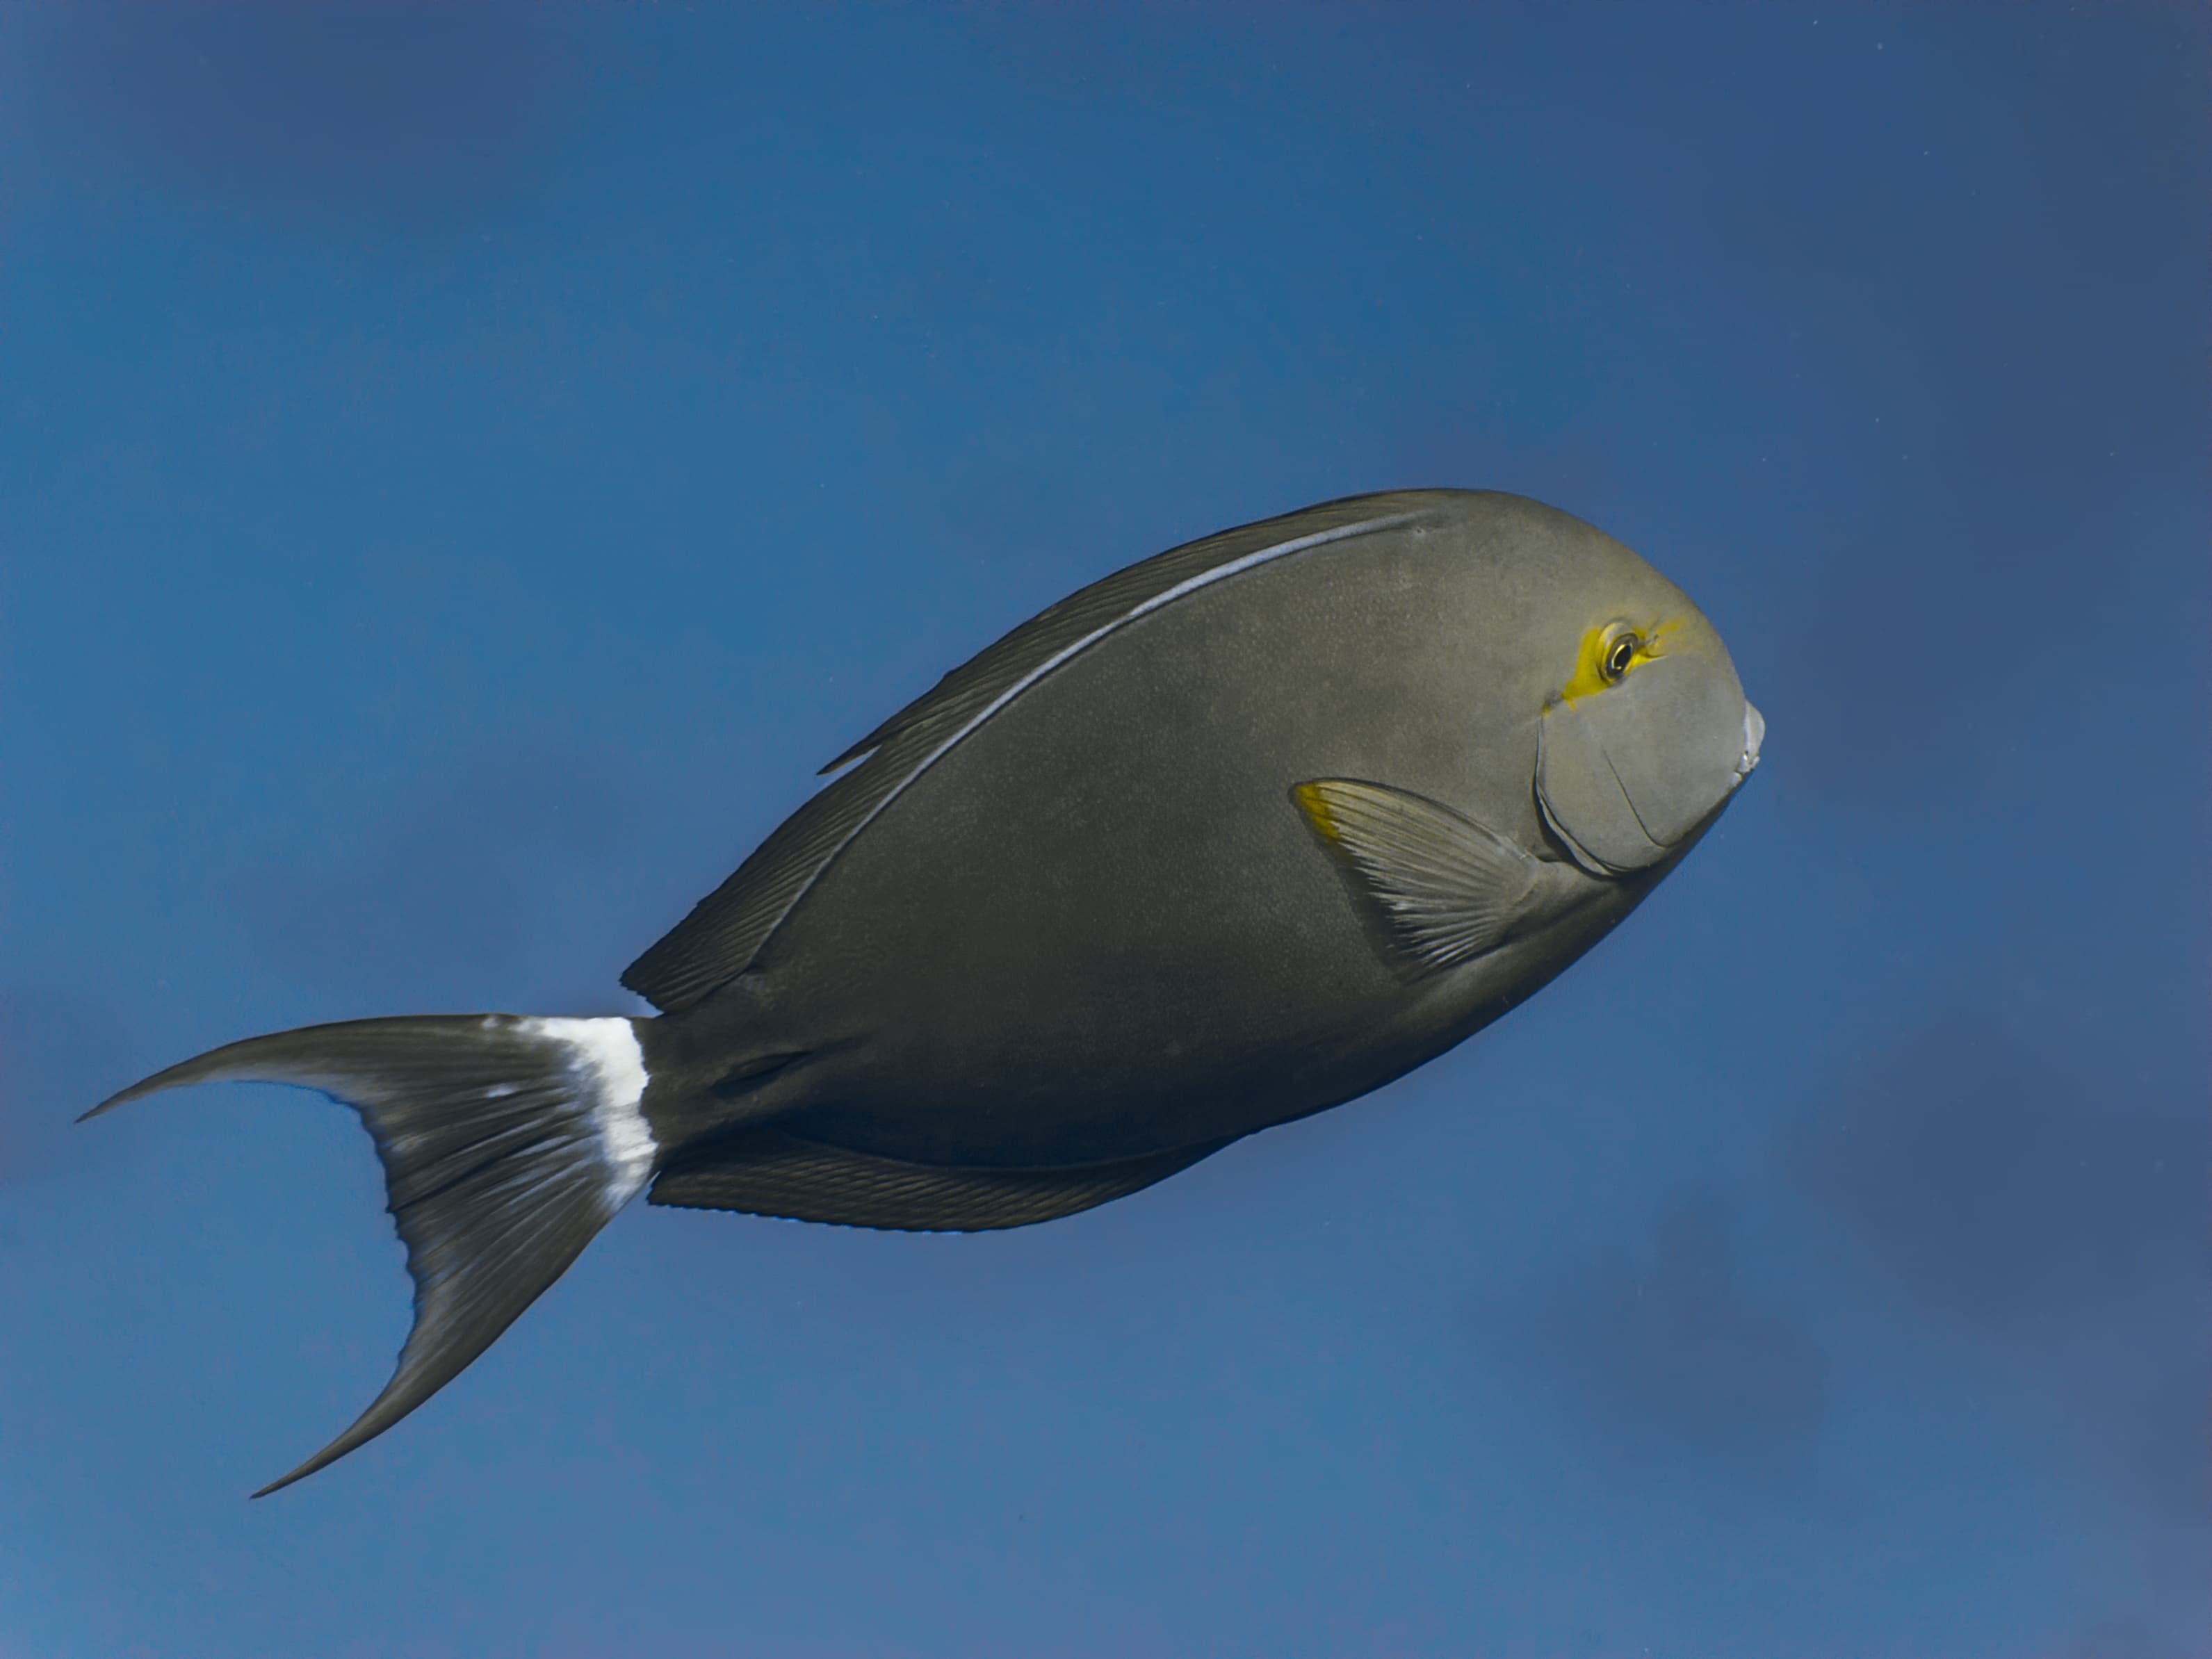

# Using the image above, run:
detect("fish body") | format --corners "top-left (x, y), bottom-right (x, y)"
top-left (87, 488), bottom-right (1762, 1492)
top-left (649, 491), bottom-right (1683, 1164)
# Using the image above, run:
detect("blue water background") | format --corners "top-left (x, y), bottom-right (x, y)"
top-left (3, 7), bottom-right (2205, 1656)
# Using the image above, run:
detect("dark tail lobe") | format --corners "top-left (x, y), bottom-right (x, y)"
top-left (82, 1013), bottom-right (658, 1496)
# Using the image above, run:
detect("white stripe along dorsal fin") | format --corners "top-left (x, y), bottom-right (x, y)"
top-left (621, 491), bottom-right (1452, 1013)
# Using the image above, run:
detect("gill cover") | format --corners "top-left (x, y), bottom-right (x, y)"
top-left (1536, 651), bottom-right (1749, 875)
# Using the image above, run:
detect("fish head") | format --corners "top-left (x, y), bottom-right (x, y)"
top-left (1532, 577), bottom-right (1762, 876)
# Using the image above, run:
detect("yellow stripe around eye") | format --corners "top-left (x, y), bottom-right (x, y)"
top-left (1559, 625), bottom-right (1622, 703)
top-left (1557, 616), bottom-right (1682, 704)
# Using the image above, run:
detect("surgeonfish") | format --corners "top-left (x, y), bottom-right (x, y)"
top-left (86, 489), bottom-right (1764, 1493)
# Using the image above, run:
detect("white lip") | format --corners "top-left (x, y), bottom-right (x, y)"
top-left (1734, 701), bottom-right (1766, 781)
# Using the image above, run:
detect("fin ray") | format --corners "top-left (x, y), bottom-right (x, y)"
top-left (1293, 778), bottom-right (1543, 974)
top-left (648, 1127), bottom-right (1227, 1231)
top-left (84, 1015), bottom-right (658, 1495)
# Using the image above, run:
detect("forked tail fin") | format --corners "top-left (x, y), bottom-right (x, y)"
top-left (81, 1014), bottom-right (659, 1496)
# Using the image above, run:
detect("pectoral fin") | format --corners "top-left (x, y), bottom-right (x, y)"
top-left (1292, 778), bottom-right (1548, 974)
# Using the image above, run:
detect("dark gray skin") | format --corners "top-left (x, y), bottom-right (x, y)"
top-left (83, 487), bottom-right (1762, 1492)
top-left (639, 488), bottom-right (1759, 1170)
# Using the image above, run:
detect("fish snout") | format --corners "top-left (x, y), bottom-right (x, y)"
top-left (1734, 701), bottom-right (1765, 783)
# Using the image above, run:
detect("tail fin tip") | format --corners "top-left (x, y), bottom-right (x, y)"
top-left (84, 1013), bottom-right (660, 1495)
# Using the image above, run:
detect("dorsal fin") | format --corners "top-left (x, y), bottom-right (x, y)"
top-left (646, 1127), bottom-right (1229, 1231)
top-left (621, 491), bottom-right (1455, 1013)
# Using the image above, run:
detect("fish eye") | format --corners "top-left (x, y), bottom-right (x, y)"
top-left (1600, 630), bottom-right (1641, 683)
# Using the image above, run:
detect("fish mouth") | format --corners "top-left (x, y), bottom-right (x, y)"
top-left (1733, 701), bottom-right (1766, 783)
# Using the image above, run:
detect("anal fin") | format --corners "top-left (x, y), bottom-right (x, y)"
top-left (1293, 778), bottom-right (1558, 974)
top-left (647, 1129), bottom-right (1228, 1232)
